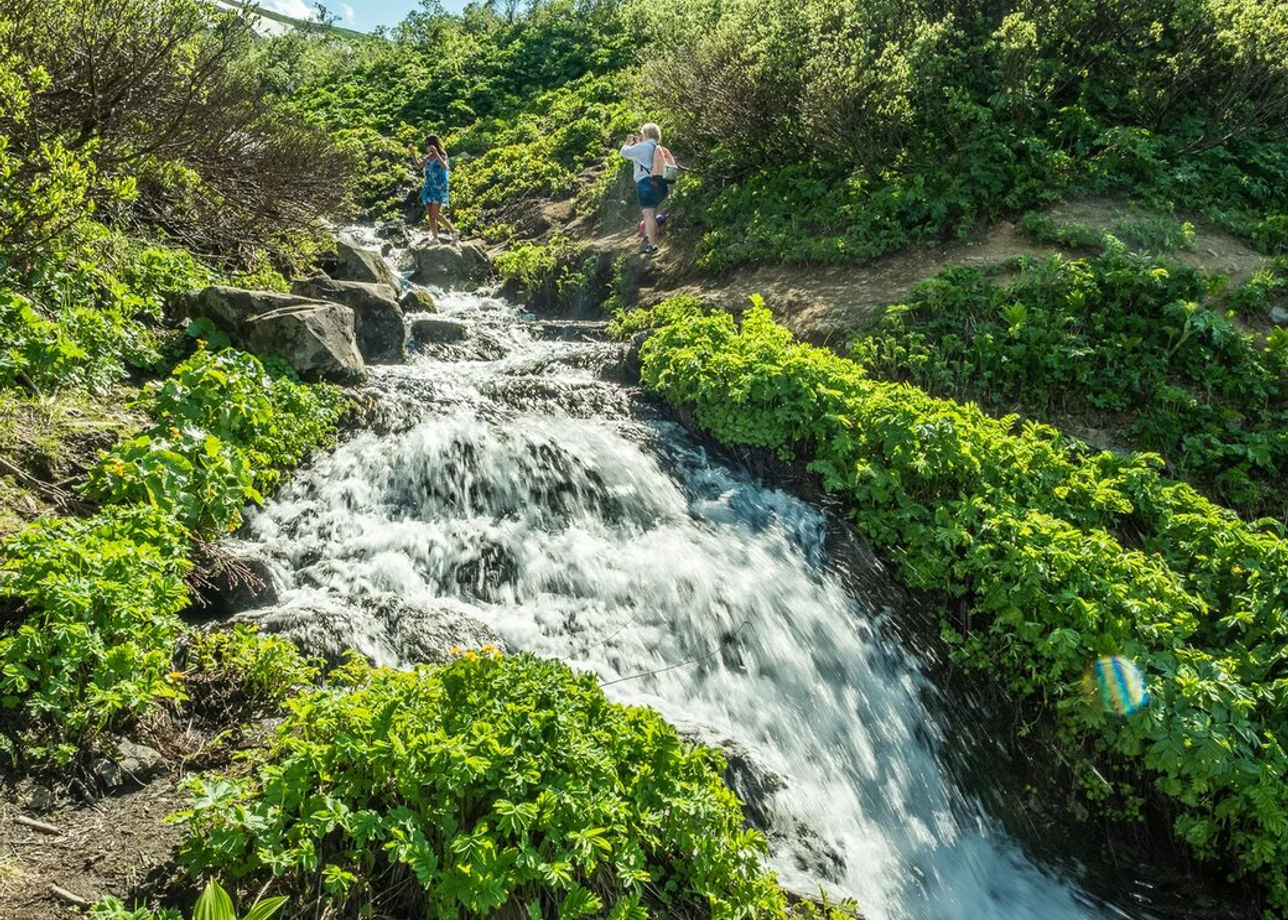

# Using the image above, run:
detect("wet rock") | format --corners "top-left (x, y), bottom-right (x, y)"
top-left (453, 543), bottom-right (519, 600)
top-left (193, 545), bottom-right (280, 618)
top-left (375, 220), bottom-right (410, 248)
top-left (180, 286), bottom-right (365, 382)
top-left (93, 740), bottom-right (165, 789)
top-left (678, 727), bottom-right (846, 884)
top-left (237, 595), bottom-right (504, 667)
top-left (291, 277), bottom-right (406, 364)
top-left (399, 288), bottom-right (438, 314)
top-left (330, 236), bottom-right (399, 289)
top-left (245, 302), bottom-right (365, 382)
top-left (530, 320), bottom-right (610, 342)
top-left (622, 331), bottom-right (649, 383)
top-left (410, 315), bottom-right (467, 345)
top-left (410, 240), bottom-right (492, 287)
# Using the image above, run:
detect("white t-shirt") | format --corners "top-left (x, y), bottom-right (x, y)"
top-left (620, 140), bottom-right (658, 182)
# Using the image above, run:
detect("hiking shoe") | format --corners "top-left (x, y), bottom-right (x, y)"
top-left (641, 243), bottom-right (660, 255)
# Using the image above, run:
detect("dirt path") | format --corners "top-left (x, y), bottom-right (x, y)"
top-left (0, 777), bottom-right (185, 919)
top-left (542, 193), bottom-right (1274, 346)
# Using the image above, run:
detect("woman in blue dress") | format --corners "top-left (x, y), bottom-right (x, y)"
top-left (408, 135), bottom-right (459, 244)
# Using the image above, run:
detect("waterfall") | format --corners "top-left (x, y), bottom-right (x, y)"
top-left (230, 254), bottom-right (1138, 920)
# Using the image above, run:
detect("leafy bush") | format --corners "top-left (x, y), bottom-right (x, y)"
top-left (85, 347), bottom-right (348, 531)
top-left (0, 506), bottom-right (191, 763)
top-left (850, 247), bottom-right (1288, 519)
top-left (627, 295), bottom-right (1288, 912)
top-left (178, 652), bottom-right (791, 920)
top-left (2, 0), bottom-right (352, 265)
top-left (647, 0), bottom-right (1288, 270)
top-left (1019, 213), bottom-right (1106, 250)
top-left (1110, 216), bottom-right (1197, 252)
top-left (1228, 257), bottom-right (1288, 317)
top-left (1, 346), bottom-right (345, 758)
top-left (184, 625), bottom-right (320, 711)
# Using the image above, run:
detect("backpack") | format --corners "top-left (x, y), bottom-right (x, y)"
top-left (652, 146), bottom-right (681, 184)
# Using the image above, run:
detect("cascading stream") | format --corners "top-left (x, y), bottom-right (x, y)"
top-left (232, 262), bottom-right (1137, 919)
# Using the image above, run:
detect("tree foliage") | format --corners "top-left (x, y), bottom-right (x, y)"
top-left (0, 0), bottom-right (352, 265)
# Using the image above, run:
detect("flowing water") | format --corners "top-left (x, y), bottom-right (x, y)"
top-left (229, 240), bottom-right (1143, 920)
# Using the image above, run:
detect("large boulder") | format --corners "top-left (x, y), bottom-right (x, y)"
top-left (244, 302), bottom-right (365, 382)
top-left (329, 236), bottom-right (399, 289)
top-left (410, 240), bottom-right (492, 287)
top-left (409, 315), bottom-right (468, 345)
top-left (291, 277), bottom-right (406, 364)
top-left (237, 595), bottom-right (505, 668)
top-left (181, 285), bottom-right (310, 335)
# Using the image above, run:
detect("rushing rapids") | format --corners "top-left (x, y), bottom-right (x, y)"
top-left (228, 240), bottom-right (1141, 920)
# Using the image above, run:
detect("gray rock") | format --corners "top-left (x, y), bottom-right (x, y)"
top-left (1271, 305), bottom-right (1288, 325)
top-left (677, 726), bottom-right (845, 884)
top-left (622, 330), bottom-right (649, 383)
top-left (115, 740), bottom-right (166, 780)
top-left (291, 277), bottom-right (406, 364)
top-left (399, 288), bottom-right (438, 314)
top-left (331, 237), bottom-right (398, 289)
top-left (181, 285), bottom-right (312, 335)
top-left (236, 595), bottom-right (504, 667)
top-left (410, 315), bottom-right (468, 345)
top-left (375, 220), bottom-right (410, 247)
top-left (410, 240), bottom-right (492, 287)
top-left (245, 302), bottom-right (365, 382)
top-left (93, 740), bottom-right (165, 789)
top-left (24, 784), bottom-right (55, 812)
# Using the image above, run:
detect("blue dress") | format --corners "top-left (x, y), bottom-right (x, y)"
top-left (421, 157), bottom-right (450, 206)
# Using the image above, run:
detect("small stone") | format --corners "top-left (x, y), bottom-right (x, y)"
top-left (25, 783), bottom-right (55, 812)
top-left (399, 289), bottom-right (438, 314)
top-left (114, 740), bottom-right (166, 781)
top-left (410, 316), bottom-right (467, 345)
top-left (1270, 305), bottom-right (1288, 325)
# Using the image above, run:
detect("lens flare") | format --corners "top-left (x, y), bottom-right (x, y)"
top-left (1089, 655), bottom-right (1149, 716)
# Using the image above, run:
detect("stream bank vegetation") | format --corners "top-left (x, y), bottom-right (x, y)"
top-left (851, 243), bottom-right (1288, 521)
top-left (618, 293), bottom-right (1288, 914)
top-left (280, 0), bottom-right (1288, 274)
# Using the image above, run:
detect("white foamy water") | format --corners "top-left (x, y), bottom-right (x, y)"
top-left (233, 265), bottom-right (1134, 919)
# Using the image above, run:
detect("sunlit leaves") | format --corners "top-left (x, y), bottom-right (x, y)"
top-left (179, 654), bottom-right (791, 920)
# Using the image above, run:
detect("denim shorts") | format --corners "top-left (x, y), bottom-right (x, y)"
top-left (636, 176), bottom-right (668, 209)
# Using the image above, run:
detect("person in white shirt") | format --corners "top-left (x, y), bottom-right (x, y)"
top-left (620, 123), bottom-right (674, 255)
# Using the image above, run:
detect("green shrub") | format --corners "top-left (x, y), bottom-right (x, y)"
top-left (85, 347), bottom-right (348, 532)
top-left (1, 346), bottom-right (345, 758)
top-left (495, 237), bottom-right (572, 289)
top-left (850, 248), bottom-right (1288, 519)
top-left (1228, 257), bottom-right (1288, 317)
top-left (629, 295), bottom-right (1288, 912)
top-left (0, 506), bottom-right (191, 763)
top-left (1019, 213), bottom-right (1105, 250)
top-left (1109, 216), bottom-right (1196, 252)
top-left (177, 652), bottom-right (791, 920)
top-left (184, 625), bottom-right (319, 710)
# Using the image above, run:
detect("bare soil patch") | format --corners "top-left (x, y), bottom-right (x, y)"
top-left (0, 775), bottom-right (185, 919)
